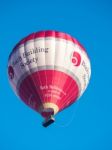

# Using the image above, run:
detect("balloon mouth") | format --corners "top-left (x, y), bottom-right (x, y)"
top-left (38, 102), bottom-right (59, 118)
top-left (41, 108), bottom-right (54, 118)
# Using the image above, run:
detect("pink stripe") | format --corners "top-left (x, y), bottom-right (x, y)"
top-left (13, 30), bottom-right (85, 51)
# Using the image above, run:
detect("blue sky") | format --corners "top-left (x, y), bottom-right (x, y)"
top-left (0, 0), bottom-right (112, 150)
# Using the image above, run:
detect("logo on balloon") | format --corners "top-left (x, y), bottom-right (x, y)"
top-left (8, 66), bottom-right (14, 79)
top-left (71, 51), bottom-right (81, 66)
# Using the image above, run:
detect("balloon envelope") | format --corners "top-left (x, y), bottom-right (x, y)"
top-left (8, 30), bottom-right (91, 125)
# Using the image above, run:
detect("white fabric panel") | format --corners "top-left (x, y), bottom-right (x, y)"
top-left (8, 37), bottom-right (91, 97)
top-left (54, 39), bottom-right (67, 67)
top-left (44, 38), bottom-right (55, 66)
top-left (24, 40), bottom-right (38, 72)
top-left (33, 39), bottom-right (45, 67)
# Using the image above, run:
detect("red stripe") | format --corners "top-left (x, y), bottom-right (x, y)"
top-left (18, 70), bottom-right (79, 117)
top-left (13, 30), bottom-right (85, 51)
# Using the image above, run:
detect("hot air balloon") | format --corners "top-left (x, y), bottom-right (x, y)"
top-left (8, 30), bottom-right (91, 127)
